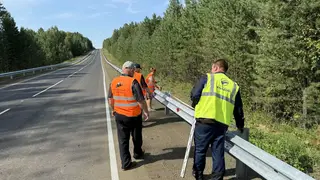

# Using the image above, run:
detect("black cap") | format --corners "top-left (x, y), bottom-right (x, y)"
top-left (133, 63), bottom-right (142, 69)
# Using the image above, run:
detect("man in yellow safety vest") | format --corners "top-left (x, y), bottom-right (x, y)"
top-left (190, 59), bottom-right (245, 180)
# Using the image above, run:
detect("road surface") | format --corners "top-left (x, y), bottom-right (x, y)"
top-left (0, 50), bottom-right (259, 180)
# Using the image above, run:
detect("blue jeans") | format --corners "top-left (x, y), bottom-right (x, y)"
top-left (193, 121), bottom-right (227, 180)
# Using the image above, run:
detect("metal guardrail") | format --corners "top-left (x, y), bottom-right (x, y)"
top-left (102, 54), bottom-right (315, 180)
top-left (0, 51), bottom-right (92, 79)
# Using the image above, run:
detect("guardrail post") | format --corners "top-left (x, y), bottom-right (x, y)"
top-left (10, 75), bottom-right (13, 79)
top-left (33, 71), bottom-right (35, 74)
top-left (164, 92), bottom-right (171, 115)
top-left (235, 128), bottom-right (249, 180)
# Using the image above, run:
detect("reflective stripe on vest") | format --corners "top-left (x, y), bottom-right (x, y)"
top-left (201, 74), bottom-right (238, 105)
top-left (111, 76), bottom-right (142, 117)
top-left (114, 102), bottom-right (139, 107)
top-left (113, 96), bottom-right (136, 101)
top-left (194, 73), bottom-right (239, 126)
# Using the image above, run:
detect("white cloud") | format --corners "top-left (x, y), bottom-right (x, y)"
top-left (127, 3), bottom-right (140, 14)
top-left (111, 0), bottom-right (140, 14)
top-left (164, 0), bottom-right (169, 6)
top-left (2, 0), bottom-right (48, 9)
top-left (56, 12), bottom-right (74, 19)
top-left (111, 0), bottom-right (133, 3)
top-left (44, 11), bottom-right (112, 20)
top-left (44, 12), bottom-right (75, 20)
top-left (104, 3), bottom-right (118, 8)
top-left (88, 5), bottom-right (98, 10)
top-left (88, 12), bottom-right (111, 18)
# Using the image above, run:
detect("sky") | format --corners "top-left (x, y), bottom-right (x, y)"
top-left (2, 0), bottom-right (171, 48)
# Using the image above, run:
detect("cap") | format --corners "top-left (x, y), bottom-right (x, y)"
top-left (122, 61), bottom-right (135, 69)
top-left (133, 63), bottom-right (141, 69)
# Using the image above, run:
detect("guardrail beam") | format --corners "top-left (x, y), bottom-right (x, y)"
top-left (236, 128), bottom-right (249, 179)
top-left (164, 92), bottom-right (171, 115)
top-left (0, 51), bottom-right (93, 79)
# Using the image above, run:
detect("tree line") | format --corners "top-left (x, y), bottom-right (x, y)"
top-left (103, 0), bottom-right (319, 127)
top-left (0, 3), bottom-right (94, 73)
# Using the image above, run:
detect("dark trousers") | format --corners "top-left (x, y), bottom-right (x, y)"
top-left (193, 121), bottom-right (227, 180)
top-left (115, 113), bottom-right (143, 169)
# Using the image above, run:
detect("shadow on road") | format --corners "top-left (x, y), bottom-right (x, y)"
top-left (0, 89), bottom-right (109, 179)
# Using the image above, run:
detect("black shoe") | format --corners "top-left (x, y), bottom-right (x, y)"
top-left (194, 171), bottom-right (204, 180)
top-left (122, 161), bottom-right (137, 171)
top-left (192, 169), bottom-right (196, 177)
top-left (208, 172), bottom-right (224, 180)
top-left (133, 151), bottom-right (145, 159)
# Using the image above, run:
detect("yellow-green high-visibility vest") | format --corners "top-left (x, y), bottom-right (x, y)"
top-left (194, 73), bottom-right (239, 126)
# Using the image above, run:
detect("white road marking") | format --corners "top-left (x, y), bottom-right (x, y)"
top-left (101, 51), bottom-right (119, 180)
top-left (0, 108), bottom-right (10, 115)
top-left (0, 69), bottom-right (60, 90)
top-left (67, 52), bottom-right (96, 78)
top-left (31, 52), bottom-right (96, 97)
top-left (32, 80), bottom-right (64, 97)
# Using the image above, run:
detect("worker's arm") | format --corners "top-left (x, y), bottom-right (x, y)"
top-left (132, 79), bottom-right (149, 120)
top-left (107, 85), bottom-right (115, 116)
top-left (233, 90), bottom-right (245, 133)
top-left (190, 75), bottom-right (207, 108)
top-left (153, 77), bottom-right (161, 90)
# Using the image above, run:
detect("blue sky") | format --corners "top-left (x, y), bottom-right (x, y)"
top-left (2, 0), bottom-right (171, 48)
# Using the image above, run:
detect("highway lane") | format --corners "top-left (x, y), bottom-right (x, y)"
top-left (0, 50), bottom-right (111, 179)
top-left (0, 55), bottom-right (91, 111)
top-left (0, 53), bottom-right (93, 131)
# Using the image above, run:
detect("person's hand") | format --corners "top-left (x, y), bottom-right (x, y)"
top-left (111, 110), bottom-right (115, 117)
top-left (143, 111), bottom-right (149, 121)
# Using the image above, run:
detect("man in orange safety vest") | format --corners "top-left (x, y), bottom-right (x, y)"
top-left (108, 61), bottom-right (149, 171)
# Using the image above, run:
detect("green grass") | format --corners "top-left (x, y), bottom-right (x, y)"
top-left (102, 49), bottom-right (122, 67)
top-left (103, 49), bottom-right (320, 178)
top-left (65, 55), bottom-right (84, 63)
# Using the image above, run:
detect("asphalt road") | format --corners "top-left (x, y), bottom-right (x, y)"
top-left (0, 50), bottom-right (111, 180)
top-left (0, 50), bottom-right (260, 180)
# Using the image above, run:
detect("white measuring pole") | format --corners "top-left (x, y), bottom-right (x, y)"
top-left (180, 120), bottom-right (196, 178)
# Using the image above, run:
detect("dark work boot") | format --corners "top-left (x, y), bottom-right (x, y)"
top-left (194, 171), bottom-right (204, 180)
top-left (192, 169), bottom-right (196, 177)
top-left (208, 171), bottom-right (224, 180)
top-left (133, 150), bottom-right (145, 160)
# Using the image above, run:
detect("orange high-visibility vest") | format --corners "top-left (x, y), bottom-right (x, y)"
top-left (111, 76), bottom-right (142, 117)
top-left (146, 72), bottom-right (155, 93)
top-left (133, 72), bottom-right (146, 96)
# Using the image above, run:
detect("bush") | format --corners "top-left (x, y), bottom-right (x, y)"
top-left (250, 129), bottom-right (315, 173)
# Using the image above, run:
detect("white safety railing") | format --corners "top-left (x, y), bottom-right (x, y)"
top-left (0, 51), bottom-right (93, 79)
top-left (102, 53), bottom-right (315, 180)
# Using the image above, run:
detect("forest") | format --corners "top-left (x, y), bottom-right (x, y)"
top-left (103, 0), bottom-right (320, 176)
top-left (0, 3), bottom-right (93, 73)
